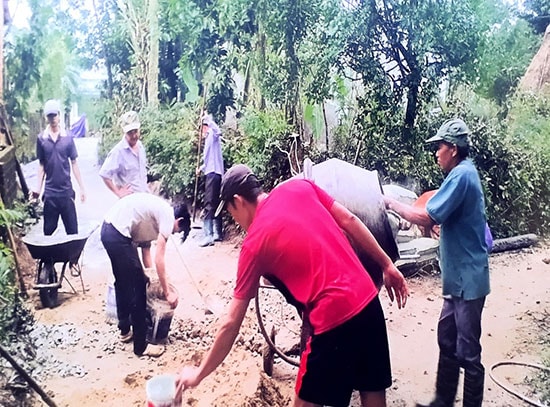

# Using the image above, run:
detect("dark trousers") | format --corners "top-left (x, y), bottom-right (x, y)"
top-left (43, 194), bottom-right (78, 235)
top-left (100, 222), bottom-right (148, 355)
top-left (437, 296), bottom-right (485, 370)
top-left (204, 173), bottom-right (221, 220)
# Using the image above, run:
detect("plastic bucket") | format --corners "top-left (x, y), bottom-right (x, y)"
top-left (296, 158), bottom-right (399, 289)
top-left (105, 280), bottom-right (118, 325)
top-left (146, 281), bottom-right (177, 344)
top-left (145, 374), bottom-right (176, 407)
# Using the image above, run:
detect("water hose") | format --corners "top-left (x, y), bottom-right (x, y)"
top-left (489, 360), bottom-right (549, 407)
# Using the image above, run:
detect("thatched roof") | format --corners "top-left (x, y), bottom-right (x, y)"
top-left (519, 24), bottom-right (550, 93)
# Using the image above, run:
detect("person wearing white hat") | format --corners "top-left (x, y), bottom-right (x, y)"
top-left (196, 114), bottom-right (224, 247)
top-left (99, 111), bottom-right (149, 198)
top-left (31, 99), bottom-right (86, 236)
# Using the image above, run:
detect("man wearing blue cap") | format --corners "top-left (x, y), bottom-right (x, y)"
top-left (384, 118), bottom-right (490, 407)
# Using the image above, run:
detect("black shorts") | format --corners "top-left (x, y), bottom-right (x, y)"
top-left (296, 296), bottom-right (391, 406)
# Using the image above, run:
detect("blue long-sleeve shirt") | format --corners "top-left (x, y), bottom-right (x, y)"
top-left (200, 123), bottom-right (224, 176)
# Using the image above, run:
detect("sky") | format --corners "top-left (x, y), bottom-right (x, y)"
top-left (9, 0), bottom-right (31, 29)
top-left (9, 0), bottom-right (97, 29)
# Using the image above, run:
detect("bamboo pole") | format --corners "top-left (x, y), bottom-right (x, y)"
top-left (0, 344), bottom-right (58, 407)
top-left (191, 83), bottom-right (209, 223)
top-left (0, 193), bottom-right (27, 297)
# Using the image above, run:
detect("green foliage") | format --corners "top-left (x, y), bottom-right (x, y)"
top-left (343, 0), bottom-right (482, 127)
top-left (0, 205), bottom-right (28, 341)
top-left (224, 108), bottom-right (294, 189)
top-left (205, 65), bottom-right (236, 123)
top-left (140, 104), bottom-right (199, 197)
top-left (506, 93), bottom-right (550, 156)
top-left (331, 87), bottom-right (441, 194)
top-left (520, 0), bottom-right (550, 34)
top-left (471, 17), bottom-right (540, 104)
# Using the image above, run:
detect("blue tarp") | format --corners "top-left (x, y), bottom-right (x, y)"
top-left (70, 114), bottom-right (87, 138)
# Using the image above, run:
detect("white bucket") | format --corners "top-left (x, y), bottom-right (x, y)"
top-left (105, 280), bottom-right (117, 325)
top-left (146, 281), bottom-right (178, 344)
top-left (145, 374), bottom-right (176, 407)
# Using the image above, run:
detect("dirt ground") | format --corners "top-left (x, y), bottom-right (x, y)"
top-left (4, 138), bottom-right (550, 406)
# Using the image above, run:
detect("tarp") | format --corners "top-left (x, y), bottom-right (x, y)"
top-left (70, 114), bottom-right (87, 138)
top-left (294, 158), bottom-right (398, 289)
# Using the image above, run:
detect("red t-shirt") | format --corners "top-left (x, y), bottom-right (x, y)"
top-left (234, 179), bottom-right (378, 334)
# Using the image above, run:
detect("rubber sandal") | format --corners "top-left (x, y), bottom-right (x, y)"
top-left (119, 330), bottom-right (133, 343)
top-left (141, 344), bottom-right (165, 358)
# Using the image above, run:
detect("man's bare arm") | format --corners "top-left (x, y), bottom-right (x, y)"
top-left (330, 201), bottom-right (409, 308)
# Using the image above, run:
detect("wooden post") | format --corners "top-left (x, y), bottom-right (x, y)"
top-left (0, 193), bottom-right (27, 297)
top-left (0, 344), bottom-right (58, 407)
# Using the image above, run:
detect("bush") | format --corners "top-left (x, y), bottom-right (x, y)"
top-left (223, 108), bottom-right (295, 190)
top-left (0, 205), bottom-right (31, 341)
top-left (331, 87), bottom-right (550, 238)
top-left (140, 103), bottom-right (199, 198)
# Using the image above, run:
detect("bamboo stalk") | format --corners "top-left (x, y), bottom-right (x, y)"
top-left (0, 193), bottom-right (27, 297)
top-left (0, 344), bottom-right (58, 407)
top-left (191, 83), bottom-right (209, 223)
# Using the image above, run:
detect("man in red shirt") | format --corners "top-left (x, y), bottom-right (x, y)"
top-left (176, 164), bottom-right (409, 406)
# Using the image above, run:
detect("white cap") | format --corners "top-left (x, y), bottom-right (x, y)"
top-left (119, 111), bottom-right (141, 133)
top-left (44, 99), bottom-right (61, 116)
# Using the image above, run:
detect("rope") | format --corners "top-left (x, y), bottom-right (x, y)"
top-left (489, 360), bottom-right (550, 407)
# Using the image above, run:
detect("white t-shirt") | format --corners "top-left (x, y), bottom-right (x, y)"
top-left (104, 193), bottom-right (174, 243)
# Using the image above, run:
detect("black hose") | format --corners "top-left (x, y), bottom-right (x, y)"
top-left (254, 286), bottom-right (300, 367)
top-left (489, 360), bottom-right (549, 407)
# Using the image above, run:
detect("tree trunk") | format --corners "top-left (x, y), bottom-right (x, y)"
top-left (492, 234), bottom-right (539, 253)
top-left (322, 101), bottom-right (329, 154)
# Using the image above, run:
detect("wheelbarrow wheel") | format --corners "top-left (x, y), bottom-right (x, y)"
top-left (39, 288), bottom-right (58, 309)
top-left (39, 263), bottom-right (58, 308)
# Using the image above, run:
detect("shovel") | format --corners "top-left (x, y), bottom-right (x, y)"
top-left (170, 237), bottom-right (225, 316)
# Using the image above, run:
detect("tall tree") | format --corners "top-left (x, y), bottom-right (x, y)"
top-left (147, 0), bottom-right (159, 106)
top-left (342, 0), bottom-right (481, 130)
top-left (521, 0), bottom-right (550, 34)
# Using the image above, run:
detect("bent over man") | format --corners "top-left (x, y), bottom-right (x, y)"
top-left (101, 193), bottom-right (190, 358)
top-left (176, 164), bottom-right (409, 407)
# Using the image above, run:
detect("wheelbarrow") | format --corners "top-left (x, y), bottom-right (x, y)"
top-left (22, 220), bottom-right (99, 308)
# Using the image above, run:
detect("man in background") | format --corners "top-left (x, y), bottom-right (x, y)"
top-left (384, 118), bottom-right (490, 407)
top-left (32, 99), bottom-right (86, 236)
top-left (99, 111), bottom-right (149, 198)
top-left (197, 114), bottom-right (224, 247)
